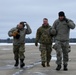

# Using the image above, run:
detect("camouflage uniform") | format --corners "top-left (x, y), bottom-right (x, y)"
top-left (39, 44), bottom-right (52, 62)
top-left (13, 44), bottom-right (25, 60)
top-left (8, 24), bottom-right (32, 61)
top-left (52, 18), bottom-right (75, 66)
top-left (53, 40), bottom-right (69, 65)
top-left (35, 24), bottom-right (54, 66)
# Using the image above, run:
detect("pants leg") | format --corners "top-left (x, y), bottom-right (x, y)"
top-left (62, 42), bottom-right (69, 65)
top-left (39, 44), bottom-right (47, 62)
top-left (55, 41), bottom-right (62, 65)
top-left (19, 44), bottom-right (25, 60)
top-left (46, 45), bottom-right (52, 62)
top-left (41, 50), bottom-right (47, 62)
top-left (13, 45), bottom-right (19, 60)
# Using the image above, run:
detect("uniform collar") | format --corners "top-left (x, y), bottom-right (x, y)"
top-left (42, 24), bottom-right (49, 28)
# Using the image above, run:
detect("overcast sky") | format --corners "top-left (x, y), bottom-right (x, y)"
top-left (0, 0), bottom-right (76, 39)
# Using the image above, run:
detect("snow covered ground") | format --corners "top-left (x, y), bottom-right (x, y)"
top-left (0, 43), bottom-right (76, 46)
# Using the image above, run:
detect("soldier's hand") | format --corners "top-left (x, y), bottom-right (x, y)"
top-left (35, 42), bottom-right (38, 46)
top-left (65, 18), bottom-right (69, 23)
top-left (15, 34), bottom-right (20, 39)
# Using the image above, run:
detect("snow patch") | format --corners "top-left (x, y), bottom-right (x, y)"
top-left (33, 72), bottom-right (46, 75)
top-left (0, 43), bottom-right (76, 46)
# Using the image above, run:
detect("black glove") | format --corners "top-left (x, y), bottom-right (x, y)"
top-left (64, 18), bottom-right (69, 23)
top-left (15, 34), bottom-right (20, 39)
top-left (35, 42), bottom-right (38, 46)
top-left (20, 21), bottom-right (26, 27)
top-left (14, 30), bottom-right (20, 39)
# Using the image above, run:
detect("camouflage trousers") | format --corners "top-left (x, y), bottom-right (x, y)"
top-left (13, 44), bottom-right (25, 60)
top-left (39, 44), bottom-right (52, 62)
top-left (53, 40), bottom-right (69, 65)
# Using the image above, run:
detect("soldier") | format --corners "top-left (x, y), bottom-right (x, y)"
top-left (35, 18), bottom-right (56, 67)
top-left (8, 22), bottom-right (32, 68)
top-left (52, 11), bottom-right (75, 71)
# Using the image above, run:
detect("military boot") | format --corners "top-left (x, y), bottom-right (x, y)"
top-left (20, 59), bottom-right (25, 68)
top-left (47, 62), bottom-right (50, 67)
top-left (41, 61), bottom-right (45, 67)
top-left (63, 64), bottom-right (68, 71)
top-left (56, 65), bottom-right (62, 71)
top-left (14, 59), bottom-right (19, 67)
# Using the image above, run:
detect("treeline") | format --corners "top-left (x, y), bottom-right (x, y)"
top-left (0, 38), bottom-right (76, 43)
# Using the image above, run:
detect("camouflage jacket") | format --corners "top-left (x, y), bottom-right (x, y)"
top-left (36, 24), bottom-right (54, 44)
top-left (52, 18), bottom-right (75, 41)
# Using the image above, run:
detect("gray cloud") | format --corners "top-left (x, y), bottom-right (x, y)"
top-left (0, 0), bottom-right (76, 39)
